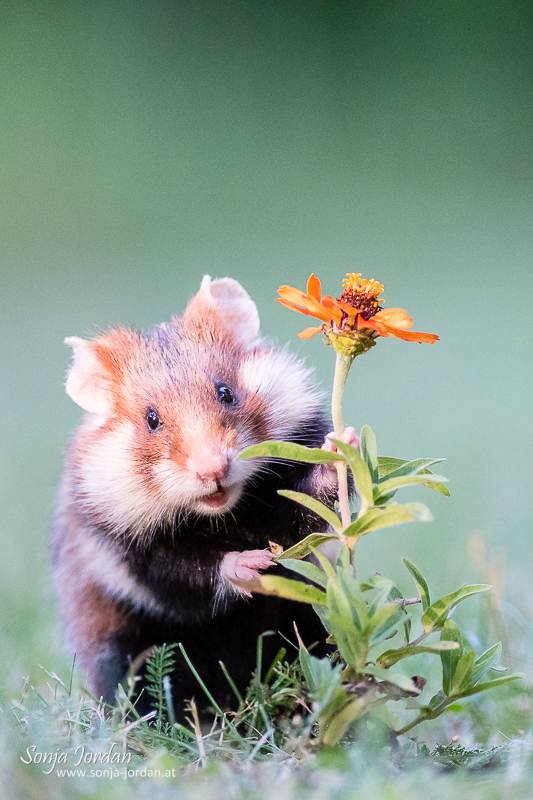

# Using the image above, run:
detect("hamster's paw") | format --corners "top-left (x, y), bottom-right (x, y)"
top-left (220, 549), bottom-right (276, 597)
top-left (322, 427), bottom-right (359, 471)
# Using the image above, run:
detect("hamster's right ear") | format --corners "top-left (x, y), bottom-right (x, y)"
top-left (64, 337), bottom-right (113, 415)
top-left (182, 275), bottom-right (260, 347)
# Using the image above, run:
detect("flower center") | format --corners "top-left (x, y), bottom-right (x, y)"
top-left (339, 273), bottom-right (384, 321)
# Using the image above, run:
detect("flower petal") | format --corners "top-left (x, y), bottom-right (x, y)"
top-left (360, 309), bottom-right (439, 343)
top-left (277, 286), bottom-right (312, 306)
top-left (297, 325), bottom-right (323, 339)
top-left (319, 296), bottom-right (344, 322)
top-left (373, 307), bottom-right (413, 330)
top-left (306, 274), bottom-right (322, 302)
top-left (388, 328), bottom-right (440, 343)
top-left (275, 296), bottom-right (335, 323)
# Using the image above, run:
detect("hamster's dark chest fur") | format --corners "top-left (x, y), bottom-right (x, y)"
top-left (120, 458), bottom-right (324, 615)
top-left (55, 451), bottom-right (335, 716)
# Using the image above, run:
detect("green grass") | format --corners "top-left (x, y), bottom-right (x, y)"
top-left (3, 619), bottom-right (533, 800)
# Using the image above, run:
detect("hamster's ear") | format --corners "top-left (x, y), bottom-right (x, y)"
top-left (64, 337), bottom-right (113, 415)
top-left (182, 275), bottom-right (260, 346)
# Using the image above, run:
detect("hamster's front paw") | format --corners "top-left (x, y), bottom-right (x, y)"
top-left (322, 426), bottom-right (359, 471)
top-left (220, 549), bottom-right (276, 597)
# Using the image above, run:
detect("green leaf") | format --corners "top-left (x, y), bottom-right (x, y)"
top-left (336, 545), bottom-right (351, 571)
top-left (312, 602), bottom-right (333, 635)
top-left (421, 585), bottom-right (491, 634)
top-left (299, 649), bottom-right (343, 704)
top-left (277, 533), bottom-right (339, 561)
top-left (359, 573), bottom-right (394, 594)
top-left (367, 605), bottom-right (404, 648)
top-left (344, 503), bottom-right (433, 539)
top-left (375, 473), bottom-right (448, 500)
top-left (403, 558), bottom-right (431, 611)
top-left (237, 440), bottom-right (343, 463)
top-left (378, 457), bottom-right (407, 477)
top-left (321, 694), bottom-right (373, 747)
top-left (234, 575), bottom-right (327, 605)
top-left (439, 620), bottom-right (464, 696)
top-left (378, 456), bottom-right (450, 496)
top-left (365, 576), bottom-right (395, 616)
top-left (471, 642), bottom-right (503, 685)
top-left (379, 457), bottom-right (446, 481)
top-left (376, 641), bottom-right (460, 669)
top-left (309, 546), bottom-right (337, 580)
top-left (278, 490), bottom-right (342, 532)
top-left (450, 674), bottom-right (523, 700)
top-left (360, 425), bottom-right (379, 483)
top-left (428, 689), bottom-right (446, 710)
top-left (450, 651), bottom-right (476, 696)
top-left (337, 568), bottom-right (369, 634)
top-left (298, 645), bottom-right (314, 688)
top-left (326, 579), bottom-right (364, 669)
top-left (403, 615), bottom-right (412, 646)
top-left (330, 439), bottom-right (374, 509)
top-left (279, 558), bottom-right (328, 589)
top-left (422, 481), bottom-right (450, 497)
top-left (336, 568), bottom-right (369, 629)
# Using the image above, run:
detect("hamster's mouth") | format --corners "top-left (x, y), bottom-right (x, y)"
top-left (198, 481), bottom-right (241, 512)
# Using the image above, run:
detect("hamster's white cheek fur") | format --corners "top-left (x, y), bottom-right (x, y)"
top-left (239, 348), bottom-right (323, 442)
top-left (78, 422), bottom-right (192, 533)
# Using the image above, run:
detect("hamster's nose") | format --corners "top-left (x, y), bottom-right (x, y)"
top-left (187, 452), bottom-right (230, 483)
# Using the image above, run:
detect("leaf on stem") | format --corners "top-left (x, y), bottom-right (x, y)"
top-left (237, 440), bottom-right (343, 463)
top-left (278, 490), bottom-right (343, 532)
top-left (449, 674), bottom-right (523, 700)
top-left (233, 575), bottom-right (327, 605)
top-left (374, 473), bottom-right (448, 501)
top-left (377, 641), bottom-right (460, 669)
top-left (471, 642), bottom-right (504, 685)
top-left (403, 559), bottom-right (431, 611)
top-left (378, 457), bottom-right (450, 496)
top-left (360, 425), bottom-right (379, 483)
top-left (330, 438), bottom-right (374, 509)
top-left (439, 620), bottom-right (464, 695)
top-left (343, 503), bottom-right (433, 539)
top-left (279, 558), bottom-right (329, 589)
top-left (277, 532), bottom-right (339, 560)
top-left (449, 651), bottom-right (476, 696)
top-left (421, 585), bottom-right (490, 634)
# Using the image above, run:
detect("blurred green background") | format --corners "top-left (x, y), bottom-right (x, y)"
top-left (1, 0), bottom-right (532, 690)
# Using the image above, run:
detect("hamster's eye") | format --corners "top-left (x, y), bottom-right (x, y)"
top-left (146, 407), bottom-right (162, 431)
top-left (216, 384), bottom-right (236, 405)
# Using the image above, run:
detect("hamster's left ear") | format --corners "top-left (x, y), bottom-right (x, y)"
top-left (182, 275), bottom-right (260, 346)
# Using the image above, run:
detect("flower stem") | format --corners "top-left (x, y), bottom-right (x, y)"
top-left (331, 352), bottom-right (353, 533)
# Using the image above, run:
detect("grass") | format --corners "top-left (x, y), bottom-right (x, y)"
top-left (3, 611), bottom-right (533, 800)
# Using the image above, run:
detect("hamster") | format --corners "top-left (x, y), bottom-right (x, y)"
top-left (51, 275), bottom-right (341, 715)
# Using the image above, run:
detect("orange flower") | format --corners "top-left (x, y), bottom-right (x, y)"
top-left (277, 273), bottom-right (439, 349)
top-left (276, 274), bottom-right (342, 339)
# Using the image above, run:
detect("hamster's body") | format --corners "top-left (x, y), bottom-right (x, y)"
top-left (52, 276), bottom-right (337, 713)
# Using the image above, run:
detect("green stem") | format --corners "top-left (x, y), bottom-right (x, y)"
top-left (331, 352), bottom-right (354, 533)
top-left (395, 701), bottom-right (448, 737)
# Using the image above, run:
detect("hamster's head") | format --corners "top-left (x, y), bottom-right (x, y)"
top-left (65, 275), bottom-right (323, 536)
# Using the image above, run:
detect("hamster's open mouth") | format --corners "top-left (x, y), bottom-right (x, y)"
top-left (202, 488), bottom-right (229, 508)
top-left (198, 481), bottom-right (241, 513)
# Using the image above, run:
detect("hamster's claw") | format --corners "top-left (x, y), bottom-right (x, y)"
top-left (220, 549), bottom-right (276, 597)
